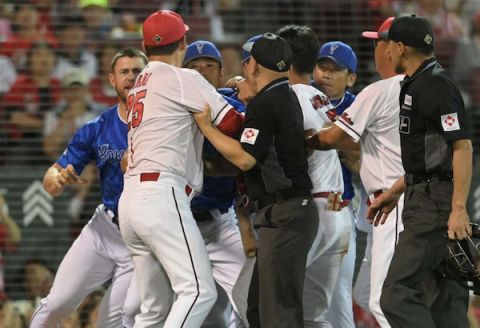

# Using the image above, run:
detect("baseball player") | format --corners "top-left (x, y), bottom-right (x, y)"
top-left (183, 40), bottom-right (247, 327)
top-left (307, 17), bottom-right (405, 328)
top-left (119, 11), bottom-right (244, 327)
top-left (30, 47), bottom-right (148, 328)
top-left (314, 40), bottom-right (358, 328)
top-left (276, 24), bottom-right (352, 327)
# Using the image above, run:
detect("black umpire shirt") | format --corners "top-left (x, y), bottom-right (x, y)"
top-left (239, 77), bottom-right (312, 202)
top-left (399, 58), bottom-right (470, 174)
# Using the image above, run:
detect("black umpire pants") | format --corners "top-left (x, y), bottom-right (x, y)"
top-left (246, 196), bottom-right (318, 328)
top-left (380, 179), bottom-right (469, 328)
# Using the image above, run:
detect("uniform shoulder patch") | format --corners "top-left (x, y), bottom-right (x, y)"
top-left (240, 128), bottom-right (259, 145)
top-left (441, 113), bottom-right (460, 131)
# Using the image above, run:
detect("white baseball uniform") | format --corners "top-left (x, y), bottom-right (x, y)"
top-left (291, 83), bottom-right (352, 328)
top-left (335, 74), bottom-right (405, 328)
top-left (120, 61), bottom-right (242, 328)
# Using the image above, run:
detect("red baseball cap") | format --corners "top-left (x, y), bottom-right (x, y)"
top-left (142, 10), bottom-right (190, 47)
top-left (362, 17), bottom-right (394, 39)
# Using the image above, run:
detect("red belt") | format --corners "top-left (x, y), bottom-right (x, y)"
top-left (140, 172), bottom-right (193, 197)
top-left (312, 191), bottom-right (350, 209)
top-left (366, 190), bottom-right (383, 206)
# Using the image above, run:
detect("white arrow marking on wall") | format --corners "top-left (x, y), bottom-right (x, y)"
top-left (22, 180), bottom-right (54, 227)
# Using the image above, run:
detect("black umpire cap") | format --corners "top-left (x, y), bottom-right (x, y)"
top-left (242, 33), bottom-right (293, 72)
top-left (381, 14), bottom-right (434, 50)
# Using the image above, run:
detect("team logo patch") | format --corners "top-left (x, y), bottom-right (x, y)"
top-left (310, 94), bottom-right (331, 110)
top-left (399, 115), bottom-right (410, 134)
top-left (240, 128), bottom-right (259, 145)
top-left (329, 43), bottom-right (339, 54)
top-left (153, 35), bottom-right (163, 44)
top-left (441, 113), bottom-right (460, 131)
top-left (424, 34), bottom-right (433, 45)
top-left (340, 112), bottom-right (354, 125)
top-left (196, 42), bottom-right (205, 54)
top-left (277, 60), bottom-right (286, 71)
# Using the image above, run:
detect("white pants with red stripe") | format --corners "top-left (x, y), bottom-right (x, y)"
top-left (120, 172), bottom-right (217, 328)
top-left (369, 194), bottom-right (404, 328)
top-left (198, 208), bottom-right (247, 327)
top-left (303, 197), bottom-right (352, 327)
top-left (30, 204), bottom-right (140, 328)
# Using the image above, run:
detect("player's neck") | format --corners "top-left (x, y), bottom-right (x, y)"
top-left (255, 72), bottom-right (288, 92)
top-left (404, 54), bottom-right (434, 77)
top-left (117, 101), bottom-right (128, 122)
top-left (288, 70), bottom-right (310, 85)
top-left (148, 54), bottom-right (182, 67)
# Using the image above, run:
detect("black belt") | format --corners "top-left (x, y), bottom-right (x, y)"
top-left (104, 207), bottom-right (119, 228)
top-left (255, 188), bottom-right (311, 210)
top-left (192, 208), bottom-right (229, 222)
top-left (405, 172), bottom-right (452, 185)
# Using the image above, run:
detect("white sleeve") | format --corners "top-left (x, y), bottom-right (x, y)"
top-left (179, 69), bottom-right (233, 127)
top-left (335, 85), bottom-right (382, 143)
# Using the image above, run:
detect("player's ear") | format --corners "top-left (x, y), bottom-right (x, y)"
top-left (108, 72), bottom-right (115, 88)
top-left (347, 72), bottom-right (357, 88)
top-left (179, 36), bottom-right (187, 50)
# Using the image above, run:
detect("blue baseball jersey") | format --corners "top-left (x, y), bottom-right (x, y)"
top-left (191, 89), bottom-right (245, 211)
top-left (331, 91), bottom-right (356, 201)
top-left (57, 105), bottom-right (127, 216)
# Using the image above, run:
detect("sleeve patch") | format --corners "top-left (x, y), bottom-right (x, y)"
top-left (441, 113), bottom-right (460, 131)
top-left (240, 128), bottom-right (259, 145)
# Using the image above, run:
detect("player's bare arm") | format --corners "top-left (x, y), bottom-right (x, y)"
top-left (43, 163), bottom-right (87, 197)
top-left (306, 124), bottom-right (359, 151)
top-left (0, 195), bottom-right (21, 247)
top-left (448, 138), bottom-right (473, 240)
top-left (367, 176), bottom-right (406, 226)
top-left (194, 107), bottom-right (256, 171)
top-left (338, 150), bottom-right (360, 173)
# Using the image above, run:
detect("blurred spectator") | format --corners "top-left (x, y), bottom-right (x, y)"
top-left (451, 10), bottom-right (480, 90)
top-left (0, 56), bottom-right (17, 95)
top-left (394, 0), bottom-right (468, 39)
top-left (109, 11), bottom-right (141, 40)
top-left (219, 44), bottom-right (243, 86)
top-left (0, 293), bottom-right (26, 328)
top-left (3, 41), bottom-right (60, 165)
top-left (52, 16), bottom-right (98, 82)
top-left (43, 69), bottom-right (104, 159)
top-left (0, 0), bottom-right (13, 42)
top-left (109, 0), bottom-right (163, 22)
top-left (78, 290), bottom-right (104, 328)
top-left (32, 0), bottom-right (60, 34)
top-left (22, 259), bottom-right (54, 308)
top-left (1, 2), bottom-right (57, 72)
top-left (0, 193), bottom-right (22, 293)
top-left (89, 43), bottom-right (122, 106)
top-left (78, 0), bottom-right (118, 49)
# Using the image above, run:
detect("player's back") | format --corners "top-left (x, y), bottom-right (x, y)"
top-left (291, 83), bottom-right (344, 194)
top-left (125, 61), bottom-right (204, 189)
top-left (336, 75), bottom-right (405, 194)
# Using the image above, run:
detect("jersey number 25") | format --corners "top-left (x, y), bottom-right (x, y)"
top-left (127, 90), bottom-right (147, 129)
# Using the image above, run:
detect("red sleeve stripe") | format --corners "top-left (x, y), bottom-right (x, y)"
top-left (216, 109), bottom-right (245, 137)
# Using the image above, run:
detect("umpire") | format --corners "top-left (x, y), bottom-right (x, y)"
top-left (193, 33), bottom-right (318, 328)
top-left (369, 15), bottom-right (473, 328)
